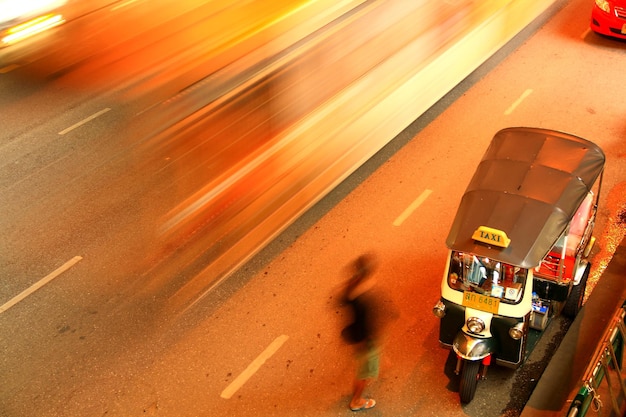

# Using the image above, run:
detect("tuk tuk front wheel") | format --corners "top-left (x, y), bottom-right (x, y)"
top-left (459, 359), bottom-right (480, 404)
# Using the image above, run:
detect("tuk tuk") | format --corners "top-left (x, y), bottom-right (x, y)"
top-left (432, 127), bottom-right (606, 404)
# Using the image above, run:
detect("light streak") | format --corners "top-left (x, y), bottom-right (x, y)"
top-left (2, 14), bottom-right (65, 46)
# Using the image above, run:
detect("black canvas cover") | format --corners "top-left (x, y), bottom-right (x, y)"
top-left (446, 127), bottom-right (605, 268)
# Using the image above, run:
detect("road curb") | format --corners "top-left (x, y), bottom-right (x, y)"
top-left (520, 235), bottom-right (626, 417)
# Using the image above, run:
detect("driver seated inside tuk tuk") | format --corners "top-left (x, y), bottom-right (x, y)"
top-left (448, 252), bottom-right (469, 290)
top-left (448, 252), bottom-right (493, 292)
top-left (472, 258), bottom-right (497, 295)
top-left (448, 252), bottom-right (525, 302)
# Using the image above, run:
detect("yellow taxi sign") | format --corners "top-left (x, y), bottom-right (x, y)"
top-left (472, 226), bottom-right (510, 248)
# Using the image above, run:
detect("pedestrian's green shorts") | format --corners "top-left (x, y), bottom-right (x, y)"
top-left (357, 343), bottom-right (379, 380)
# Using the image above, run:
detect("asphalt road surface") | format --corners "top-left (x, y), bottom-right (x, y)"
top-left (1, 0), bottom-right (625, 416)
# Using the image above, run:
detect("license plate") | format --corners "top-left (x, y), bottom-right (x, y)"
top-left (462, 291), bottom-right (500, 314)
top-left (622, 23), bottom-right (626, 34)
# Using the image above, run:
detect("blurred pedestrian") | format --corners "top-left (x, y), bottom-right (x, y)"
top-left (341, 253), bottom-right (380, 411)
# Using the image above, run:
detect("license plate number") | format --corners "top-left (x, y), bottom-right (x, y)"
top-left (462, 291), bottom-right (500, 313)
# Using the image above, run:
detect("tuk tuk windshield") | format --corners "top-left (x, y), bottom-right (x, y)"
top-left (448, 251), bottom-right (527, 304)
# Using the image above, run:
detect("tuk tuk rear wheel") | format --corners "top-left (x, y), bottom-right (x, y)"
top-left (459, 359), bottom-right (480, 404)
top-left (563, 262), bottom-right (590, 318)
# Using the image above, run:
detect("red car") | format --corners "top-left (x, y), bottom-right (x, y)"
top-left (591, 0), bottom-right (626, 39)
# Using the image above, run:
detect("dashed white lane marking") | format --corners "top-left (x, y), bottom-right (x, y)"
top-left (0, 256), bottom-right (83, 314)
top-left (58, 108), bottom-right (111, 135)
top-left (581, 28), bottom-right (591, 39)
top-left (220, 335), bottom-right (289, 399)
top-left (393, 189), bottom-right (432, 227)
top-left (504, 89), bottom-right (532, 115)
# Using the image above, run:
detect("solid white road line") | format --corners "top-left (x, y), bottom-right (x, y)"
top-left (220, 335), bottom-right (289, 399)
top-left (0, 256), bottom-right (83, 314)
top-left (504, 89), bottom-right (533, 115)
top-left (58, 108), bottom-right (111, 135)
top-left (393, 189), bottom-right (433, 227)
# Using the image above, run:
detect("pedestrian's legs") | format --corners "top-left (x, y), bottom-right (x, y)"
top-left (350, 379), bottom-right (368, 407)
top-left (349, 341), bottom-right (378, 411)
top-left (350, 378), bottom-right (375, 410)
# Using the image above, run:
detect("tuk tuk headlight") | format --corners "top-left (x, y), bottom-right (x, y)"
top-left (466, 317), bottom-right (485, 334)
top-left (433, 300), bottom-right (446, 318)
top-left (509, 322), bottom-right (524, 340)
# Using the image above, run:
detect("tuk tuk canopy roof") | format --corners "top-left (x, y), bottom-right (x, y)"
top-left (446, 127), bottom-right (605, 268)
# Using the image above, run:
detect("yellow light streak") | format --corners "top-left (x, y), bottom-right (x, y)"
top-left (2, 13), bottom-right (65, 45)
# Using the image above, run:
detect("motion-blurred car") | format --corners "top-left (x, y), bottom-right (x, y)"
top-left (0, 0), bottom-right (66, 48)
top-left (590, 0), bottom-right (626, 40)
